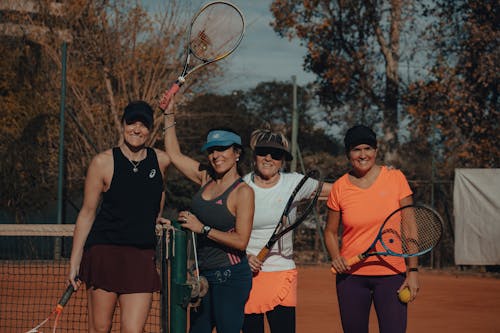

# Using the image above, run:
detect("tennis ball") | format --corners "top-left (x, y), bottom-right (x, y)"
top-left (398, 287), bottom-right (411, 303)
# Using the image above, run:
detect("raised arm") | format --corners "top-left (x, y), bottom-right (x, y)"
top-left (154, 148), bottom-right (170, 219)
top-left (163, 103), bottom-right (205, 185)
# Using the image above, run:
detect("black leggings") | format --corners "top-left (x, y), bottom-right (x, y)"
top-left (242, 305), bottom-right (295, 333)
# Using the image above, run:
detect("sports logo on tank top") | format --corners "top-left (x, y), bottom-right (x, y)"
top-left (149, 169), bottom-right (156, 178)
top-left (215, 199), bottom-right (223, 205)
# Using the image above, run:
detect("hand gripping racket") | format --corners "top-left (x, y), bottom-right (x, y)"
top-left (159, 1), bottom-right (245, 110)
top-left (25, 282), bottom-right (77, 332)
top-left (257, 170), bottom-right (323, 261)
top-left (331, 204), bottom-right (444, 274)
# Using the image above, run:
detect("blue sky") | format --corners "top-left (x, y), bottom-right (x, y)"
top-left (146, 0), bottom-right (316, 92)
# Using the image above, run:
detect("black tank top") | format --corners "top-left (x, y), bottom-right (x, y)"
top-left (191, 178), bottom-right (246, 270)
top-left (85, 147), bottom-right (163, 249)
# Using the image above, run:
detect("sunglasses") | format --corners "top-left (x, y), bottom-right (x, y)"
top-left (255, 147), bottom-right (285, 160)
top-left (206, 145), bottom-right (232, 154)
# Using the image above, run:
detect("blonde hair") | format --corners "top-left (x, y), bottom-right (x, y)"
top-left (249, 128), bottom-right (290, 151)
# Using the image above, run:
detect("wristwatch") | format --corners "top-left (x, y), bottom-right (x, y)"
top-left (201, 225), bottom-right (212, 236)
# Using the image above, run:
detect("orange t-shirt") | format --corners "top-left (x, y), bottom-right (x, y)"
top-left (327, 166), bottom-right (413, 275)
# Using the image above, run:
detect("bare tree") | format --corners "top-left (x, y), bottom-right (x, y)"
top-left (0, 0), bottom-right (224, 221)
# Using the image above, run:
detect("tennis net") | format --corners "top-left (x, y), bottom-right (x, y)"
top-left (0, 224), bottom-right (166, 332)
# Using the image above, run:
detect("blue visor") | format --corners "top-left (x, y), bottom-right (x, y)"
top-left (201, 130), bottom-right (242, 152)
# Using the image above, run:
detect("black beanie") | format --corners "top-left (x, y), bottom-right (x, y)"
top-left (344, 125), bottom-right (377, 152)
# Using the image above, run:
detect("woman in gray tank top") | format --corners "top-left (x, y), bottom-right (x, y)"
top-left (164, 105), bottom-right (254, 333)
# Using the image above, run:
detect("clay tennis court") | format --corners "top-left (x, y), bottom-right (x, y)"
top-left (2, 262), bottom-right (499, 332)
top-left (292, 266), bottom-right (500, 333)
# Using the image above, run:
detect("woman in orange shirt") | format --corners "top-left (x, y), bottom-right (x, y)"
top-left (324, 125), bottom-right (418, 333)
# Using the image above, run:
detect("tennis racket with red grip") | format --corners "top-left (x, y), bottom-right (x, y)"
top-left (159, 1), bottom-right (245, 110)
top-left (25, 281), bottom-right (77, 333)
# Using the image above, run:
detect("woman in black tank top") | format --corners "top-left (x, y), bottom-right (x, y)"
top-left (164, 104), bottom-right (254, 333)
top-left (68, 101), bottom-right (171, 332)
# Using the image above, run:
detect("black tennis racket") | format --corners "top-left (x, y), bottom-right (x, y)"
top-left (159, 1), bottom-right (245, 110)
top-left (331, 204), bottom-right (444, 273)
top-left (25, 282), bottom-right (76, 332)
top-left (257, 170), bottom-right (323, 261)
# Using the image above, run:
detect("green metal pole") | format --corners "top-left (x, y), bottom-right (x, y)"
top-left (57, 41), bottom-right (67, 226)
top-left (55, 42), bottom-right (67, 259)
top-left (161, 229), bottom-right (169, 332)
top-left (170, 221), bottom-right (189, 333)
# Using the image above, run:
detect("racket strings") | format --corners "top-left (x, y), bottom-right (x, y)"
top-left (401, 208), bottom-right (442, 254)
top-left (381, 207), bottom-right (443, 255)
top-left (190, 3), bottom-right (244, 60)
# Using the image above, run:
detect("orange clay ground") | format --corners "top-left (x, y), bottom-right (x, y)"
top-left (291, 266), bottom-right (500, 333)
top-left (2, 265), bottom-right (499, 332)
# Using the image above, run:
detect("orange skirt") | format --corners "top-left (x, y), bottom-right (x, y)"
top-left (244, 269), bottom-right (298, 314)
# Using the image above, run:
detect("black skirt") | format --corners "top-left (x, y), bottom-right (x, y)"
top-left (79, 244), bottom-right (160, 294)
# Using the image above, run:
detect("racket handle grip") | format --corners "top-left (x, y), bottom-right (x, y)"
top-left (256, 247), bottom-right (270, 262)
top-left (330, 255), bottom-right (364, 275)
top-left (159, 82), bottom-right (181, 111)
top-left (58, 283), bottom-right (76, 308)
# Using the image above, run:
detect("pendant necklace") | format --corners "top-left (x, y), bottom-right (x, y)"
top-left (122, 146), bottom-right (145, 173)
top-left (129, 159), bottom-right (141, 173)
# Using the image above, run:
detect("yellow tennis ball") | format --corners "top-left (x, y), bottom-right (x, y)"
top-left (398, 287), bottom-right (411, 303)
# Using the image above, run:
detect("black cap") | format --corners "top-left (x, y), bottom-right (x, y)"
top-left (344, 125), bottom-right (377, 152)
top-left (122, 101), bottom-right (154, 129)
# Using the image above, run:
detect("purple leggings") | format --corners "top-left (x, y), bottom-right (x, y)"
top-left (336, 274), bottom-right (407, 333)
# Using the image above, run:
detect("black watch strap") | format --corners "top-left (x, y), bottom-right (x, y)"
top-left (202, 225), bottom-right (212, 236)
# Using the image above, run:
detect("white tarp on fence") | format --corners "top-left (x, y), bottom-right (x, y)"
top-left (454, 168), bottom-right (500, 265)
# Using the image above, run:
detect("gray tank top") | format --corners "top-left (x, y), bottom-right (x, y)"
top-left (191, 178), bottom-right (245, 270)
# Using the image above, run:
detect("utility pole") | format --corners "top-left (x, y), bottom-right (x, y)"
top-left (291, 75), bottom-right (298, 172)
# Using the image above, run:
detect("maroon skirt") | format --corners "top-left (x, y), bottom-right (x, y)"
top-left (79, 244), bottom-right (160, 294)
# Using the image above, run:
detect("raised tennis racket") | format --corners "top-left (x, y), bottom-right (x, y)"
top-left (331, 204), bottom-right (444, 274)
top-left (159, 1), bottom-right (245, 110)
top-left (257, 170), bottom-right (323, 261)
top-left (25, 282), bottom-right (76, 333)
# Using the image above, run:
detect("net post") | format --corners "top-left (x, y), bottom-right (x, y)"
top-left (161, 227), bottom-right (170, 332)
top-left (170, 221), bottom-right (189, 333)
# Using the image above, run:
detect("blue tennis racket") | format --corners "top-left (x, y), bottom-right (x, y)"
top-left (331, 204), bottom-right (443, 273)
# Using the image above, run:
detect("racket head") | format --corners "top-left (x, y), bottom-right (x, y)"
top-left (270, 170), bottom-right (323, 243)
top-left (379, 204), bottom-right (444, 257)
top-left (188, 1), bottom-right (245, 62)
top-left (258, 170), bottom-right (322, 261)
